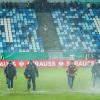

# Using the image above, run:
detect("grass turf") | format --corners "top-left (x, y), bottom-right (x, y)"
top-left (0, 68), bottom-right (100, 100)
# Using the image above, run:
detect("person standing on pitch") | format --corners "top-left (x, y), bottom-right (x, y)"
top-left (4, 61), bottom-right (17, 91)
top-left (66, 61), bottom-right (77, 89)
top-left (92, 60), bottom-right (100, 87)
top-left (24, 60), bottom-right (38, 91)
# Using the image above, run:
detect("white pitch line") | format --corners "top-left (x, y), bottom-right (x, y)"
top-left (0, 90), bottom-right (67, 96)
top-left (72, 89), bottom-right (100, 94)
top-left (1, 89), bottom-right (100, 96)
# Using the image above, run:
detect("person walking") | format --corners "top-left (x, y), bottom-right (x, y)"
top-left (4, 61), bottom-right (16, 91)
top-left (66, 61), bottom-right (77, 89)
top-left (92, 60), bottom-right (100, 87)
top-left (24, 60), bottom-right (38, 91)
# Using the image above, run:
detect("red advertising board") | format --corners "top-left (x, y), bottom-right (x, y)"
top-left (0, 60), bottom-right (96, 68)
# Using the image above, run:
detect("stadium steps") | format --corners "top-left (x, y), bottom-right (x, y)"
top-left (36, 12), bottom-right (62, 51)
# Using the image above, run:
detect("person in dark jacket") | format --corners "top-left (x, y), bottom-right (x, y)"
top-left (27, 32), bottom-right (32, 43)
top-left (66, 61), bottom-right (77, 89)
top-left (92, 60), bottom-right (100, 87)
top-left (24, 60), bottom-right (38, 91)
top-left (4, 61), bottom-right (16, 90)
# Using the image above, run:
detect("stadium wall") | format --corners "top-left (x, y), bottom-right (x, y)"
top-left (1, 52), bottom-right (93, 60)
top-left (2, 52), bottom-right (48, 60)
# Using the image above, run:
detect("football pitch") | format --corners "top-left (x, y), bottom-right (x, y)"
top-left (0, 68), bottom-right (100, 100)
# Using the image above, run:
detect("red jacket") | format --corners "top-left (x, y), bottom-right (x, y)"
top-left (67, 65), bottom-right (77, 76)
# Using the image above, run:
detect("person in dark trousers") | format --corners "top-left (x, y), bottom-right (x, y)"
top-left (4, 61), bottom-right (16, 91)
top-left (92, 60), bottom-right (100, 87)
top-left (24, 60), bottom-right (38, 91)
top-left (66, 61), bottom-right (77, 89)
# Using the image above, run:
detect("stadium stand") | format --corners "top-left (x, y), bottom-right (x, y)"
top-left (0, 7), bottom-right (44, 52)
top-left (51, 4), bottom-right (100, 58)
top-left (0, 2), bottom-right (100, 59)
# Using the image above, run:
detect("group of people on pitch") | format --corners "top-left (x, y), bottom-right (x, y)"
top-left (4, 60), bottom-right (38, 91)
top-left (4, 59), bottom-right (100, 91)
top-left (66, 60), bottom-right (100, 89)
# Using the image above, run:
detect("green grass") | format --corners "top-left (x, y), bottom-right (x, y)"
top-left (0, 68), bottom-right (100, 100)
